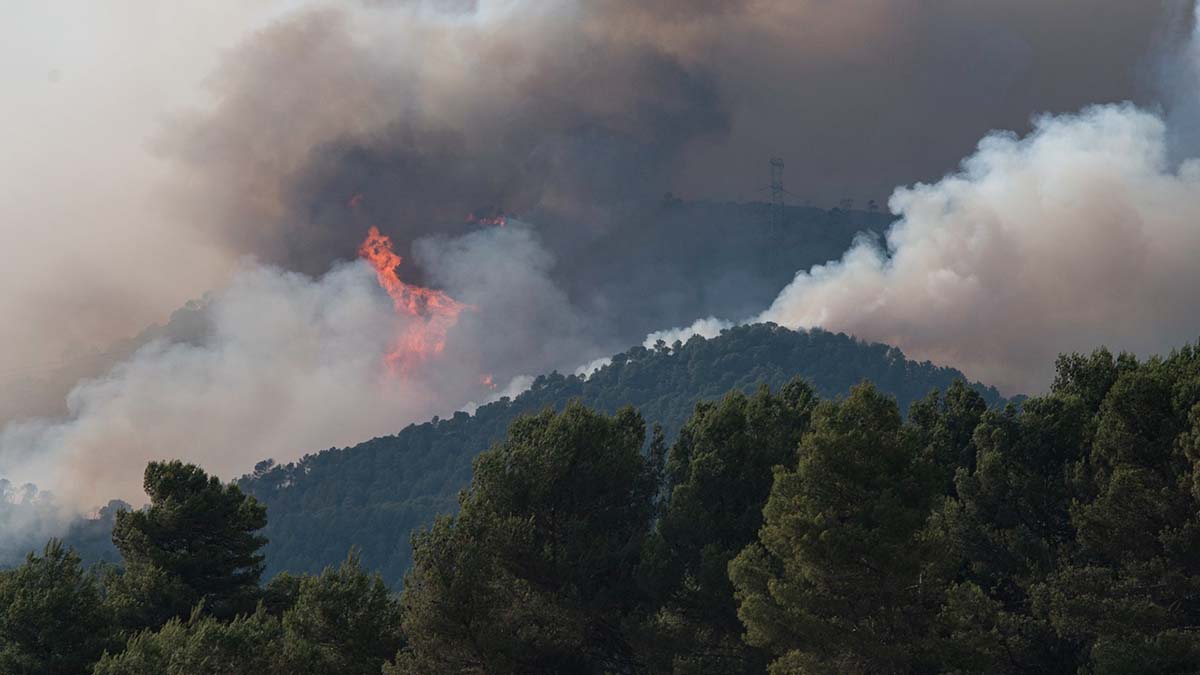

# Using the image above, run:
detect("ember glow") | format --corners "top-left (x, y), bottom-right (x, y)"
top-left (467, 208), bottom-right (507, 227)
top-left (357, 226), bottom-right (468, 375)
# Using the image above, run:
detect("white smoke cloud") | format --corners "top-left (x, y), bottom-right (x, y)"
top-left (574, 357), bottom-right (613, 378)
top-left (1, 260), bottom-right (407, 511)
top-left (636, 4), bottom-right (1200, 395)
top-left (0, 223), bottom-right (605, 539)
top-left (416, 223), bottom-right (605, 377)
top-left (643, 317), bottom-right (733, 349)
top-left (757, 104), bottom-right (1200, 393)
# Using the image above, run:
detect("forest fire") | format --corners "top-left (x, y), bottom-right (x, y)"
top-left (358, 226), bottom-right (468, 375)
top-left (467, 207), bottom-right (507, 227)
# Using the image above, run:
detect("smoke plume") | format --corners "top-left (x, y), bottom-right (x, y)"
top-left (759, 104), bottom-right (1200, 393)
top-left (0, 223), bottom-right (604, 534)
top-left (635, 3), bottom-right (1200, 394)
top-left (158, 0), bottom-right (1180, 278)
top-left (3, 0), bottom-right (1175, 396)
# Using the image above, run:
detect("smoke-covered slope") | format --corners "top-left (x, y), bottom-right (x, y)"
top-left (0, 201), bottom-right (886, 564)
top-left (0, 200), bottom-right (884, 430)
top-left (239, 324), bottom-right (1002, 584)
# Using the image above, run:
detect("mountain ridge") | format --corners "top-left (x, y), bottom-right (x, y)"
top-left (238, 323), bottom-right (1004, 583)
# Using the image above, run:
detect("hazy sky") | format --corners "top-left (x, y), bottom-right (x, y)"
top-left (1, 2), bottom-right (283, 378)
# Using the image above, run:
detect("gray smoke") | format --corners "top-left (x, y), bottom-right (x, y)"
top-left (760, 104), bottom-right (1200, 393)
top-left (663, 4), bottom-right (1200, 394)
top-left (0, 223), bottom-right (605, 525)
top-left (160, 0), bottom-right (1182, 271)
top-left (1, 0), bottom-right (1179, 398)
top-left (144, 0), bottom-right (1185, 372)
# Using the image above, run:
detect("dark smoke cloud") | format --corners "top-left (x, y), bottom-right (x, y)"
top-left (659, 3), bottom-right (1200, 394)
top-left (163, 0), bottom-right (1181, 274)
top-left (168, 3), bottom-right (730, 272)
top-left (1, 0), bottom-right (1187, 423)
top-left (671, 0), bottom-right (1182, 202)
top-left (3, 0), bottom-right (1179, 391)
top-left (140, 0), bottom-right (1187, 356)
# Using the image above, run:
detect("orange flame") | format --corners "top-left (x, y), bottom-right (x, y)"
top-left (358, 226), bottom-right (468, 375)
top-left (481, 373), bottom-right (497, 389)
top-left (467, 207), bottom-right (507, 227)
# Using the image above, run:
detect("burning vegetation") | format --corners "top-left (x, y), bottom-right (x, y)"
top-left (357, 226), bottom-right (469, 375)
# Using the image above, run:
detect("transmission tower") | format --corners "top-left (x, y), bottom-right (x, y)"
top-left (756, 157), bottom-right (794, 275)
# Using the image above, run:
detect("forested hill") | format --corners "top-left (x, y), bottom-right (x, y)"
top-left (241, 323), bottom-right (1003, 584)
top-left (0, 200), bottom-right (886, 429)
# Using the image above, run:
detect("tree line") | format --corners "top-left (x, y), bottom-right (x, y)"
top-left (239, 324), bottom-right (1002, 584)
top-left (4, 342), bottom-right (1200, 673)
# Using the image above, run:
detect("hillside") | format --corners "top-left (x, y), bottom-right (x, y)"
top-left (0, 202), bottom-right (892, 568)
top-left (240, 323), bottom-right (1003, 584)
top-left (547, 199), bottom-right (892, 343)
top-left (0, 201), bottom-right (884, 430)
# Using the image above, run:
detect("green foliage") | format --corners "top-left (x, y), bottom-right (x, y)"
top-left (108, 460), bottom-right (268, 630)
top-left (260, 571), bottom-right (302, 617)
top-left (91, 606), bottom-right (283, 675)
top-left (0, 540), bottom-right (114, 675)
top-left (242, 324), bottom-right (1002, 584)
top-left (729, 384), bottom-right (949, 673)
top-left (1037, 345), bottom-right (1200, 673)
top-left (278, 551), bottom-right (404, 675)
top-left (908, 380), bottom-right (988, 481)
top-left (931, 344), bottom-right (1200, 672)
top-left (397, 402), bottom-right (660, 673)
top-left (644, 379), bottom-right (817, 673)
top-left (93, 553), bottom-right (402, 675)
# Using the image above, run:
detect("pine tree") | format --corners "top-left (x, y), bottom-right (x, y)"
top-left (108, 460), bottom-right (268, 630)
top-left (0, 540), bottom-right (115, 675)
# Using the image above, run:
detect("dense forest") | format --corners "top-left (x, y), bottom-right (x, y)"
top-left (5, 341), bottom-right (1200, 673)
top-left (239, 324), bottom-right (1002, 582)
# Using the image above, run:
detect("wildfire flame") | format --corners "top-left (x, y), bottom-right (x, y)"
top-left (467, 207), bottom-right (507, 227)
top-left (358, 226), bottom-right (468, 375)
